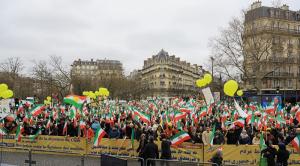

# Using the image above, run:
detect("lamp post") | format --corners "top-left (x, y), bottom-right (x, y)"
top-left (210, 57), bottom-right (215, 78)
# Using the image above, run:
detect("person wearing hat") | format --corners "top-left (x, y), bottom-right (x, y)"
top-left (210, 149), bottom-right (223, 166)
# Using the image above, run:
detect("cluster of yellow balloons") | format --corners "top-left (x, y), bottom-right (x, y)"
top-left (196, 73), bottom-right (213, 88)
top-left (82, 87), bottom-right (110, 99)
top-left (0, 83), bottom-right (14, 99)
top-left (44, 96), bottom-right (51, 105)
top-left (223, 80), bottom-right (243, 97)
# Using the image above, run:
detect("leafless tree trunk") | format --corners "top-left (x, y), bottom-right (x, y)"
top-left (0, 57), bottom-right (24, 89)
top-left (209, 14), bottom-right (274, 94)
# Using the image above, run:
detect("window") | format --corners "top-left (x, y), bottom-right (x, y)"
top-left (288, 80), bottom-right (292, 88)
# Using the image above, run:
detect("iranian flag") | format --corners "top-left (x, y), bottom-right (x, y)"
top-left (63, 121), bottom-right (68, 135)
top-left (132, 108), bottom-right (150, 124)
top-left (179, 106), bottom-right (193, 114)
top-left (93, 127), bottom-right (106, 146)
top-left (0, 128), bottom-right (7, 136)
top-left (234, 100), bottom-right (248, 118)
top-left (234, 118), bottom-right (245, 128)
top-left (264, 105), bottom-right (275, 116)
top-left (295, 109), bottom-right (300, 123)
top-left (46, 118), bottom-right (51, 129)
top-left (29, 128), bottom-right (41, 141)
top-left (63, 95), bottom-right (86, 108)
top-left (173, 111), bottom-right (186, 122)
top-left (199, 107), bottom-right (207, 118)
top-left (291, 134), bottom-right (300, 152)
top-left (170, 131), bottom-right (191, 146)
top-left (15, 125), bottom-right (24, 142)
top-left (79, 120), bottom-right (86, 129)
top-left (30, 104), bottom-right (45, 117)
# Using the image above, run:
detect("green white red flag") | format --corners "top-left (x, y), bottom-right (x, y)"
top-left (131, 108), bottom-right (151, 124)
top-left (29, 128), bottom-right (41, 141)
top-left (93, 127), bottom-right (106, 146)
top-left (15, 125), bottom-right (24, 142)
top-left (170, 131), bottom-right (191, 146)
top-left (30, 104), bottom-right (45, 117)
top-left (291, 134), bottom-right (300, 152)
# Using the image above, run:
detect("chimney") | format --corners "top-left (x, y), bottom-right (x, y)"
top-left (281, 4), bottom-right (289, 10)
top-left (251, 1), bottom-right (262, 10)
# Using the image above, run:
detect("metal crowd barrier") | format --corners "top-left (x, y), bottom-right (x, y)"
top-left (105, 154), bottom-right (144, 166)
top-left (145, 158), bottom-right (218, 166)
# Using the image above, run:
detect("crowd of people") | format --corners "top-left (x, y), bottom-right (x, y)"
top-left (1, 96), bottom-right (300, 165)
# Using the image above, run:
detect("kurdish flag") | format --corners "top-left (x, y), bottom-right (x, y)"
top-left (170, 131), bottom-right (191, 146)
top-left (30, 104), bottom-right (45, 117)
top-left (132, 108), bottom-right (151, 124)
top-left (291, 134), bottom-right (300, 152)
top-left (63, 95), bottom-right (86, 108)
top-left (93, 127), bottom-right (106, 146)
top-left (29, 128), bottom-right (41, 141)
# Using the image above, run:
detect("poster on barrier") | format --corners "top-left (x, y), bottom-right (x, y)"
top-left (204, 145), bottom-right (300, 165)
top-left (2, 135), bottom-right (86, 155)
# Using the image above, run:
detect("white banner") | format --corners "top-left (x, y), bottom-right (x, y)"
top-left (202, 87), bottom-right (215, 105)
top-left (0, 99), bottom-right (11, 119)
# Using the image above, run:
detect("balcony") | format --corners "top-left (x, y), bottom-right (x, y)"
top-left (265, 72), bottom-right (294, 78)
top-left (266, 57), bottom-right (298, 64)
top-left (244, 26), bottom-right (300, 36)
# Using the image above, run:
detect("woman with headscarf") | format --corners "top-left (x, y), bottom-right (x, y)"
top-left (238, 129), bottom-right (251, 145)
top-left (276, 143), bottom-right (290, 166)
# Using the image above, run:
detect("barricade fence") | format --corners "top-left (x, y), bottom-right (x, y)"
top-left (0, 135), bottom-right (299, 166)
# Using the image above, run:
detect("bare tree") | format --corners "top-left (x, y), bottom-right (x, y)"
top-left (272, 0), bottom-right (282, 8)
top-left (0, 57), bottom-right (24, 89)
top-left (209, 14), bottom-right (273, 93)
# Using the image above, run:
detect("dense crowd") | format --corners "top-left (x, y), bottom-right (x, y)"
top-left (2, 96), bottom-right (299, 147)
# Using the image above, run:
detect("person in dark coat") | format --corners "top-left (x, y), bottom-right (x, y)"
top-left (261, 141), bottom-right (277, 166)
top-left (160, 133), bottom-right (171, 159)
top-left (210, 150), bottom-right (223, 166)
top-left (276, 143), bottom-right (290, 166)
top-left (238, 130), bottom-right (251, 145)
top-left (136, 134), bottom-right (147, 166)
top-left (143, 136), bottom-right (159, 166)
top-left (213, 129), bottom-right (225, 145)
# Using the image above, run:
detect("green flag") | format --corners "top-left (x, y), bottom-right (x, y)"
top-left (209, 124), bottom-right (216, 146)
top-left (259, 132), bottom-right (268, 166)
top-left (131, 128), bottom-right (135, 148)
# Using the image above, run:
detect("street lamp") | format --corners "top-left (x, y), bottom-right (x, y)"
top-left (210, 57), bottom-right (215, 78)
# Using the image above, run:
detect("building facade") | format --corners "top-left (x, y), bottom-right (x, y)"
top-left (70, 59), bottom-right (124, 96)
top-left (243, 1), bottom-right (300, 102)
top-left (71, 59), bottom-right (124, 79)
top-left (140, 49), bottom-right (204, 97)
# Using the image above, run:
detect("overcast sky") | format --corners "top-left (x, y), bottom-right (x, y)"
top-left (0, 0), bottom-right (299, 75)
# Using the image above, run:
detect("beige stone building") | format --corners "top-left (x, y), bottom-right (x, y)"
top-left (71, 59), bottom-right (124, 79)
top-left (140, 49), bottom-right (204, 97)
top-left (243, 1), bottom-right (300, 101)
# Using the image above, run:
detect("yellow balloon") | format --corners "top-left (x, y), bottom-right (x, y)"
top-left (224, 80), bottom-right (239, 97)
top-left (82, 91), bottom-right (89, 96)
top-left (196, 79), bottom-right (207, 88)
top-left (0, 84), bottom-right (8, 92)
top-left (6, 90), bottom-right (13, 98)
top-left (237, 90), bottom-right (243, 96)
top-left (203, 73), bottom-right (212, 84)
top-left (46, 96), bottom-right (51, 101)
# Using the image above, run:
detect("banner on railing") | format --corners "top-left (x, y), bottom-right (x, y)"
top-left (1, 135), bottom-right (300, 165)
